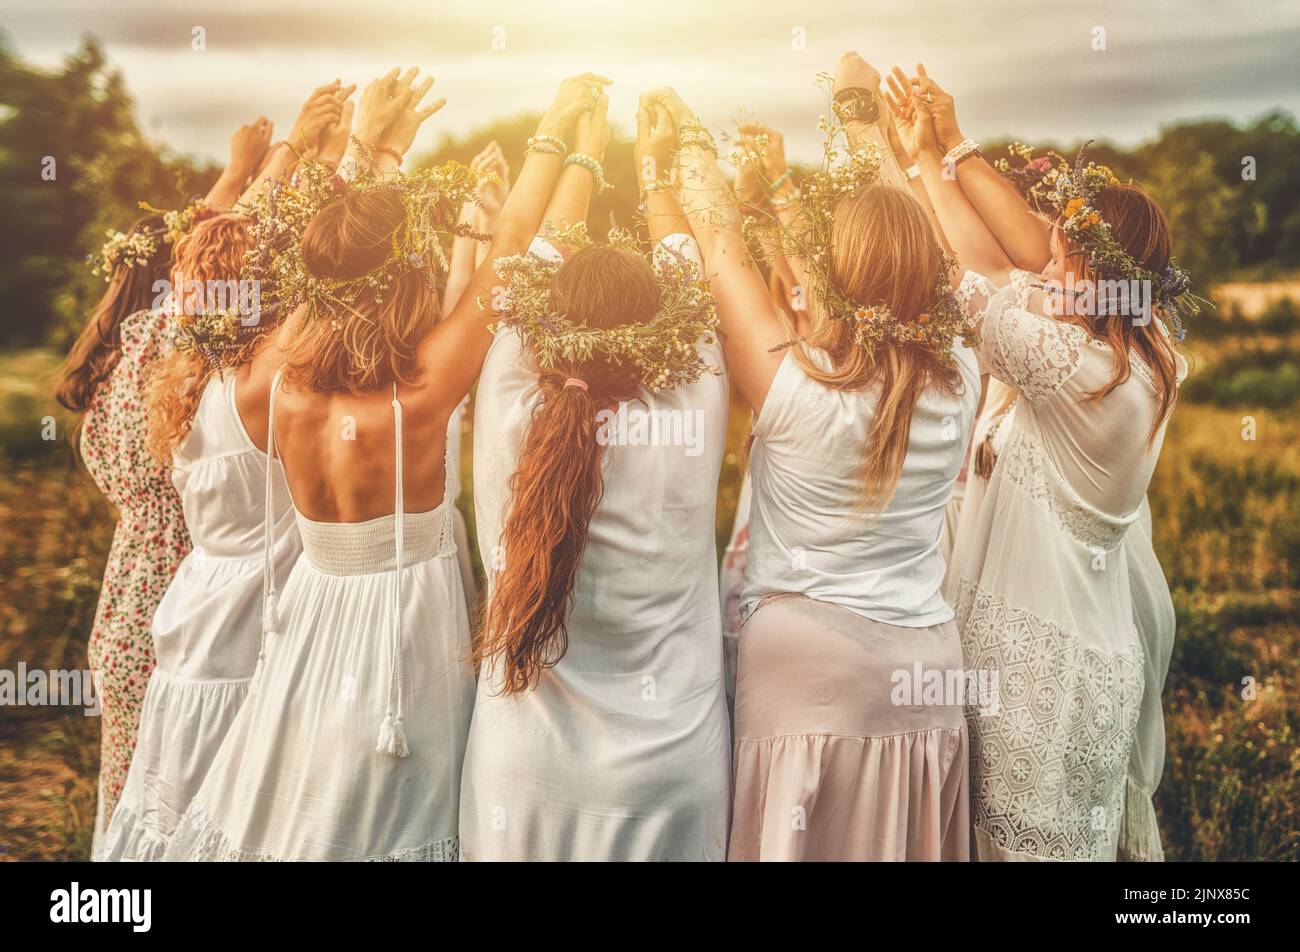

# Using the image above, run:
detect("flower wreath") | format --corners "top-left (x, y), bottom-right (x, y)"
top-left (241, 155), bottom-right (486, 325)
top-left (89, 199), bottom-right (214, 279)
top-left (994, 142), bottom-right (1062, 201)
top-left (171, 306), bottom-right (264, 370)
top-left (1025, 141), bottom-right (1203, 339)
top-left (736, 78), bottom-right (978, 362)
top-left (490, 222), bottom-right (720, 392)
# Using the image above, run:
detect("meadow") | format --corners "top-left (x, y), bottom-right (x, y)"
top-left (1, 295), bottom-right (1298, 861)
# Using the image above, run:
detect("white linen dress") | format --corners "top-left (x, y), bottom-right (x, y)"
top-left (948, 270), bottom-right (1185, 861)
top-left (458, 234), bottom-right (732, 861)
top-left (164, 373), bottom-right (476, 861)
top-left (95, 372), bottom-right (300, 861)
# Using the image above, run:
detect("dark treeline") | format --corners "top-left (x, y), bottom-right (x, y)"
top-left (4, 36), bottom-right (1299, 348)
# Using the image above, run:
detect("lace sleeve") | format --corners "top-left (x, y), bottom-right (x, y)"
top-left (980, 300), bottom-right (1088, 405)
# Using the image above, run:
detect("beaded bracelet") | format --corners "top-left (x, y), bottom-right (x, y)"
top-left (770, 189), bottom-right (801, 211)
top-left (944, 138), bottom-right (981, 168)
top-left (526, 134), bottom-right (567, 156)
top-left (767, 168), bottom-right (793, 193)
top-left (372, 144), bottom-right (404, 166)
top-left (565, 152), bottom-right (613, 192)
top-left (677, 121), bottom-right (717, 154)
top-left (641, 178), bottom-right (673, 195)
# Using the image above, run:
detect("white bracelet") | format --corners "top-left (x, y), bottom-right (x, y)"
top-left (906, 165), bottom-right (921, 180)
top-left (944, 138), bottom-right (981, 168)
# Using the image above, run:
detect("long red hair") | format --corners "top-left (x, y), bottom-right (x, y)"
top-left (477, 245), bottom-right (659, 694)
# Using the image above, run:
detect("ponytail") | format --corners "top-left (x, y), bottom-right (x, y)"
top-left (476, 373), bottom-right (611, 694)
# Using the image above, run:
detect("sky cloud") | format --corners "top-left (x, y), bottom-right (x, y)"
top-left (3, 0), bottom-right (1297, 162)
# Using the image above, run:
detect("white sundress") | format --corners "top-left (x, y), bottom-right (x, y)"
top-left (948, 269), bottom-right (1185, 861)
top-left (458, 233), bottom-right (732, 862)
top-left (164, 373), bottom-right (476, 861)
top-left (95, 372), bottom-right (300, 861)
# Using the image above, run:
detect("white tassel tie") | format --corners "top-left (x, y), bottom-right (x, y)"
top-left (377, 387), bottom-right (411, 759)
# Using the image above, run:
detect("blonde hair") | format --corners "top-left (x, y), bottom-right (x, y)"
top-left (283, 188), bottom-right (439, 394)
top-left (146, 213), bottom-right (255, 461)
top-left (796, 183), bottom-right (959, 514)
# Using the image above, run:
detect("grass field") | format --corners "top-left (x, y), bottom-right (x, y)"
top-left (1, 311), bottom-right (1297, 861)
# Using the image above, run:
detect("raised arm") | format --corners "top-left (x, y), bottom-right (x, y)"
top-left (417, 74), bottom-right (612, 412)
top-left (912, 63), bottom-right (1050, 270)
top-left (442, 141), bottom-right (510, 313)
top-left (885, 79), bottom-right (1012, 282)
top-left (205, 118), bottom-right (272, 210)
top-left (539, 92), bottom-right (610, 235)
top-left (236, 81), bottom-right (350, 208)
top-left (636, 101), bottom-right (692, 243)
top-left (647, 88), bottom-right (786, 414)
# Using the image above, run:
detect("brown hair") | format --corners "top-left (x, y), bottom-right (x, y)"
top-left (56, 215), bottom-right (171, 414)
top-left (798, 183), bottom-right (960, 514)
top-left (1062, 182), bottom-right (1181, 438)
top-left (146, 213), bottom-right (255, 461)
top-left (284, 188), bottom-right (438, 394)
top-left (476, 245), bottom-right (659, 694)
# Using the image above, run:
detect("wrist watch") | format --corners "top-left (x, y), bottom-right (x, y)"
top-left (832, 88), bottom-right (882, 125)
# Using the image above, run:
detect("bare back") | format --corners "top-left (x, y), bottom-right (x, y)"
top-left (237, 331), bottom-right (453, 523)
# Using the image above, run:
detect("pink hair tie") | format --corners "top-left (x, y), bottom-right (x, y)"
top-left (563, 377), bottom-right (588, 392)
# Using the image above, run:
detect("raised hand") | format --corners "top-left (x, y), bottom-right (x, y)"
top-left (354, 68), bottom-right (408, 146)
top-left (287, 81), bottom-right (346, 153)
top-left (229, 117), bottom-right (273, 179)
top-left (832, 51), bottom-right (882, 100)
top-left (379, 71), bottom-right (447, 159)
top-left (634, 99), bottom-right (677, 190)
top-left (316, 96), bottom-right (356, 170)
top-left (573, 91), bottom-right (611, 161)
top-left (913, 63), bottom-right (963, 152)
top-left (641, 87), bottom-right (696, 127)
top-left (537, 73), bottom-right (613, 141)
top-left (470, 141), bottom-right (510, 216)
top-left (884, 67), bottom-right (939, 160)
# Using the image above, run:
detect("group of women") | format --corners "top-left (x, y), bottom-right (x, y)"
top-left (58, 51), bottom-right (1182, 861)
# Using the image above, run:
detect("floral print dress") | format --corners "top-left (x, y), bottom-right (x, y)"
top-left (80, 307), bottom-right (191, 846)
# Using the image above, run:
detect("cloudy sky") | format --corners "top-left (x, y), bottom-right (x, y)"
top-left (3, 0), bottom-right (1299, 163)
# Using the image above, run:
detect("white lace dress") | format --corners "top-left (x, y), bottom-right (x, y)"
top-left (95, 373), bottom-right (300, 861)
top-left (164, 375), bottom-right (476, 861)
top-left (948, 270), bottom-right (1185, 861)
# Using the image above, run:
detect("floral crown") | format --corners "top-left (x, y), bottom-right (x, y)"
top-left (89, 199), bottom-right (214, 279)
top-left (241, 155), bottom-right (486, 326)
top-left (172, 306), bottom-right (266, 370)
top-left (490, 222), bottom-right (720, 392)
top-left (1025, 141), bottom-right (1203, 339)
top-left (739, 77), bottom-right (977, 362)
top-left (994, 142), bottom-right (1062, 201)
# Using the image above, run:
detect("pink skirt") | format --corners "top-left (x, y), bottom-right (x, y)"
top-left (729, 595), bottom-right (970, 861)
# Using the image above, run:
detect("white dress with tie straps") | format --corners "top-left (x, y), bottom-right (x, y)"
top-left (165, 374), bottom-right (476, 861)
top-left (96, 371), bottom-right (300, 861)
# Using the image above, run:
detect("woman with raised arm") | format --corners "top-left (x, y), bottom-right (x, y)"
top-left (96, 93), bottom-right (354, 861)
top-left (96, 209), bottom-right (306, 861)
top-left (164, 69), bottom-right (605, 862)
top-left (665, 52), bottom-right (979, 862)
top-left (887, 77), bottom-right (1190, 862)
top-left (459, 96), bottom-right (731, 861)
top-left (895, 65), bottom-right (1180, 861)
top-left (55, 104), bottom-right (302, 845)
